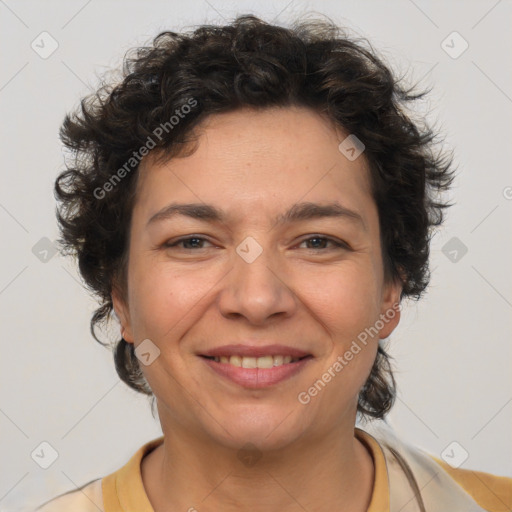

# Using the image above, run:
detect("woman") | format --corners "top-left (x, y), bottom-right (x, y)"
top-left (35, 14), bottom-right (511, 512)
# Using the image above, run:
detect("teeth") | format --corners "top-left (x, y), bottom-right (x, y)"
top-left (211, 355), bottom-right (301, 367)
top-left (242, 357), bottom-right (258, 368)
top-left (273, 355), bottom-right (284, 366)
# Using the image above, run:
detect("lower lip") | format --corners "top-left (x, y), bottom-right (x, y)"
top-left (200, 356), bottom-right (314, 388)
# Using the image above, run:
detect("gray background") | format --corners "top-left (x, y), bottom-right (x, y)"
top-left (1, 0), bottom-right (511, 510)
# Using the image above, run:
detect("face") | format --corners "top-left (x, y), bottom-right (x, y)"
top-left (113, 106), bottom-right (401, 451)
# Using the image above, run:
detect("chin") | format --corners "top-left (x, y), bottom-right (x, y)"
top-left (204, 405), bottom-right (306, 452)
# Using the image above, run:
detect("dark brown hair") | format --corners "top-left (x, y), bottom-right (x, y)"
top-left (55, 14), bottom-right (455, 420)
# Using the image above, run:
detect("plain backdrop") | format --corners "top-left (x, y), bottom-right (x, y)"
top-left (1, 0), bottom-right (511, 510)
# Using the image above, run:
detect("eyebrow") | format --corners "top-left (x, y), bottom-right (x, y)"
top-left (146, 201), bottom-right (365, 230)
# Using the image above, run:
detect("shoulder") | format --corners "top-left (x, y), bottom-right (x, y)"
top-left (30, 436), bottom-right (164, 512)
top-left (356, 424), bottom-right (511, 512)
top-left (429, 455), bottom-right (512, 512)
top-left (33, 478), bottom-right (103, 512)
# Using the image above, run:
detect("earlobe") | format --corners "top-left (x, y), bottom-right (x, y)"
top-left (111, 287), bottom-right (134, 343)
top-left (379, 279), bottom-right (402, 339)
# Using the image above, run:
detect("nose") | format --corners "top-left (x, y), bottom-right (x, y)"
top-left (217, 240), bottom-right (298, 326)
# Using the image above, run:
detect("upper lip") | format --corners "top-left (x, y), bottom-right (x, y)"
top-left (199, 344), bottom-right (311, 359)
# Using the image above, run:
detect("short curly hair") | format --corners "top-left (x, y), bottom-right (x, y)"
top-left (55, 14), bottom-right (454, 420)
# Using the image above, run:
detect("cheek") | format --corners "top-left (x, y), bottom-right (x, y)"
top-left (305, 264), bottom-right (382, 338)
top-left (305, 265), bottom-right (382, 383)
top-left (127, 261), bottom-right (216, 342)
top-left (128, 255), bottom-right (383, 343)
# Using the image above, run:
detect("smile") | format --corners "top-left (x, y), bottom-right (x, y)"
top-left (204, 354), bottom-right (305, 367)
top-left (200, 355), bottom-right (314, 388)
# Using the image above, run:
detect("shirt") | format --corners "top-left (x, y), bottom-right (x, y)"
top-left (33, 426), bottom-right (512, 512)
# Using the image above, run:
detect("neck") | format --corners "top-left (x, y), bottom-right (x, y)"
top-left (142, 422), bottom-right (374, 512)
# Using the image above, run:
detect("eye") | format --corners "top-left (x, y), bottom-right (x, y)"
top-left (297, 235), bottom-right (350, 251)
top-left (162, 235), bottom-right (350, 252)
top-left (164, 236), bottom-right (213, 250)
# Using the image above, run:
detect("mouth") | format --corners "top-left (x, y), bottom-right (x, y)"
top-left (199, 354), bottom-right (314, 388)
top-left (200, 354), bottom-right (311, 367)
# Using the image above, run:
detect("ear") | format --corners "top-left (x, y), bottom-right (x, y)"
top-left (112, 286), bottom-right (135, 344)
top-left (378, 277), bottom-right (402, 339)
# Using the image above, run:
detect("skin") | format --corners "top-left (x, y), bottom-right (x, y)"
top-left (113, 106), bottom-right (402, 512)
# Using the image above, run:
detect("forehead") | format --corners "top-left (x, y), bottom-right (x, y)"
top-left (134, 106), bottom-right (374, 225)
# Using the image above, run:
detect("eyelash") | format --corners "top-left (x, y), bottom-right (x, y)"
top-left (164, 235), bottom-right (350, 251)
